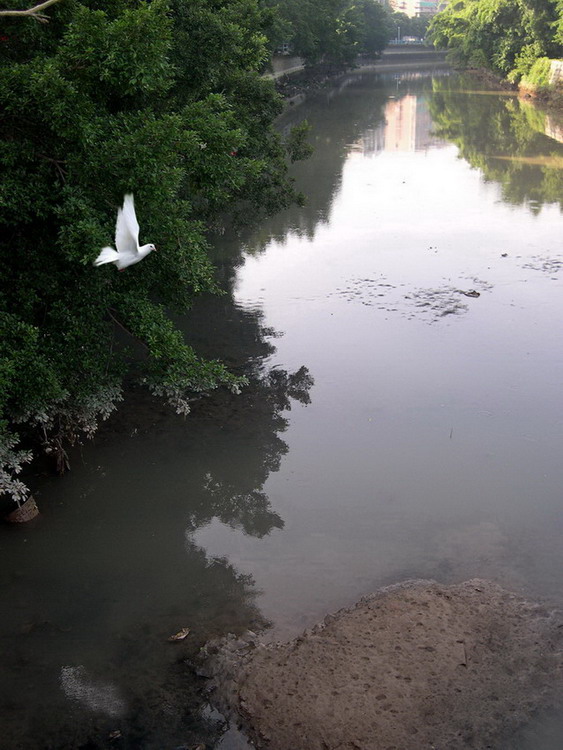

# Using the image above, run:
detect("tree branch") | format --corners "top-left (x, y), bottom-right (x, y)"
top-left (108, 308), bottom-right (150, 352)
top-left (37, 152), bottom-right (67, 181)
top-left (0, 0), bottom-right (63, 23)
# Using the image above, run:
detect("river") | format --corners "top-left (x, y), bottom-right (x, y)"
top-left (1, 67), bottom-right (563, 749)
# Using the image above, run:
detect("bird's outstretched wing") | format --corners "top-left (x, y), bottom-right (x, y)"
top-left (93, 246), bottom-right (120, 266)
top-left (115, 194), bottom-right (140, 259)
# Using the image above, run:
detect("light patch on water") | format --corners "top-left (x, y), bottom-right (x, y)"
top-left (445, 89), bottom-right (517, 97)
top-left (60, 666), bottom-right (126, 718)
top-left (491, 154), bottom-right (563, 168)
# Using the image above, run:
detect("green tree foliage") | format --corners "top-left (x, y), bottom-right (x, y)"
top-left (355, 0), bottom-right (391, 55)
top-left (428, 0), bottom-right (563, 80)
top-left (521, 55), bottom-right (553, 89)
top-left (0, 0), bottom-right (307, 500)
top-left (265, 0), bottom-right (391, 64)
top-left (386, 10), bottom-right (431, 40)
top-left (554, 0), bottom-right (563, 44)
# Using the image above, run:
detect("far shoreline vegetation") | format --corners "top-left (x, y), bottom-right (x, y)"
top-left (1, 0), bottom-right (562, 516)
top-left (427, 0), bottom-right (563, 107)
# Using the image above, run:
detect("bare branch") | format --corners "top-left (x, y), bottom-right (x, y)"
top-left (108, 309), bottom-right (150, 352)
top-left (37, 152), bottom-right (67, 181)
top-left (0, 0), bottom-right (63, 24)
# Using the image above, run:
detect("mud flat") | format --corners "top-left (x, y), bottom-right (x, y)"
top-left (205, 579), bottom-right (563, 750)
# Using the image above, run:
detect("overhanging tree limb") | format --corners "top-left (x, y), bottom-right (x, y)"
top-left (0, 0), bottom-right (63, 23)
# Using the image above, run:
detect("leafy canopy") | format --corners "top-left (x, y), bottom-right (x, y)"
top-left (428, 0), bottom-right (563, 80)
top-left (264, 0), bottom-right (392, 64)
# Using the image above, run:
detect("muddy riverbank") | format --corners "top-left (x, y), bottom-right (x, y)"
top-left (206, 579), bottom-right (563, 750)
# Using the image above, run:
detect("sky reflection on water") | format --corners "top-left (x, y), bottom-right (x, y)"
top-left (196, 72), bottom-right (563, 647)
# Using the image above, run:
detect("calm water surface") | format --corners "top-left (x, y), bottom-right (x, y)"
top-left (2, 69), bottom-right (563, 748)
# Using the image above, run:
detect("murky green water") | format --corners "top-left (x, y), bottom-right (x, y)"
top-left (2, 69), bottom-right (563, 749)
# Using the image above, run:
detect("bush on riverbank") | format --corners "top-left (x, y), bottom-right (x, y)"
top-left (428, 0), bottom-right (563, 86)
top-left (520, 57), bottom-right (552, 90)
top-left (520, 57), bottom-right (563, 109)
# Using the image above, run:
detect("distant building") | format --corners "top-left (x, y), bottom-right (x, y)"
top-left (389, 0), bottom-right (445, 17)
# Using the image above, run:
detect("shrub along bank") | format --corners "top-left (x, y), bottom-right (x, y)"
top-left (428, 0), bottom-right (563, 105)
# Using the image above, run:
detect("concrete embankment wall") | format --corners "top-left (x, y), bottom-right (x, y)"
top-left (367, 47), bottom-right (448, 72)
top-left (549, 59), bottom-right (563, 87)
top-left (378, 47), bottom-right (447, 64)
top-left (271, 47), bottom-right (450, 110)
top-left (268, 46), bottom-right (448, 80)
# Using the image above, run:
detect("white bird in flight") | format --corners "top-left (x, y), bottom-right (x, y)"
top-left (94, 194), bottom-right (156, 270)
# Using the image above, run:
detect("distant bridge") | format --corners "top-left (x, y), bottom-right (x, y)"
top-left (376, 46), bottom-right (447, 67)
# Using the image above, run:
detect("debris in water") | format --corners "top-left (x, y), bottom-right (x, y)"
top-left (168, 627), bottom-right (191, 642)
top-left (460, 289), bottom-right (480, 298)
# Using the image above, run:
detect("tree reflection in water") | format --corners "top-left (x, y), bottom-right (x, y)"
top-left (188, 366), bottom-right (314, 539)
top-left (429, 76), bottom-right (563, 211)
top-left (245, 72), bottom-right (391, 251)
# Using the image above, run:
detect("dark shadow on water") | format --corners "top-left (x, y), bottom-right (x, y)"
top-left (0, 235), bottom-right (314, 748)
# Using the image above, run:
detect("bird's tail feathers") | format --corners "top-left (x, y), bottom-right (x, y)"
top-left (94, 247), bottom-right (119, 266)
